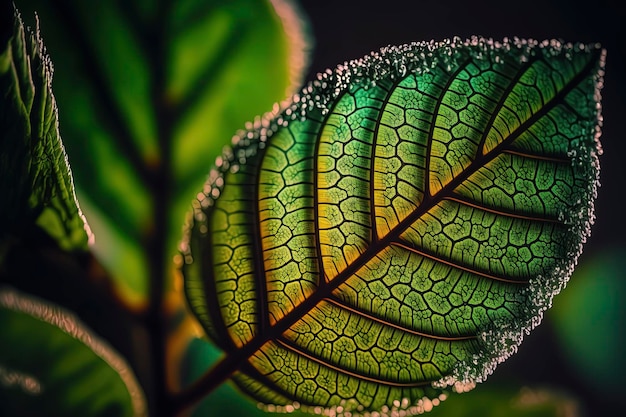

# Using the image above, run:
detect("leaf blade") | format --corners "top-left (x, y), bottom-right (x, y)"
top-left (0, 4), bottom-right (90, 251)
top-left (182, 37), bottom-right (604, 414)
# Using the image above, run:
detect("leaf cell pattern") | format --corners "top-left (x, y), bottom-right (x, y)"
top-left (182, 37), bottom-right (604, 415)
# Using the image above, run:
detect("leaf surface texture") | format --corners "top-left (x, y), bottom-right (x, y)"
top-left (0, 5), bottom-right (89, 251)
top-left (187, 37), bottom-right (605, 414)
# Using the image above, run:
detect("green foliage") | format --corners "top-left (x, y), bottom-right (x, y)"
top-left (550, 247), bottom-right (626, 399)
top-left (0, 287), bottom-right (145, 417)
top-left (0, 1), bottom-right (88, 253)
top-left (428, 384), bottom-right (581, 417)
top-left (0, 1), bottom-right (611, 417)
top-left (181, 38), bottom-right (604, 415)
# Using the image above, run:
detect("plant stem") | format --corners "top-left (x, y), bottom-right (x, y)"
top-left (145, 2), bottom-right (173, 416)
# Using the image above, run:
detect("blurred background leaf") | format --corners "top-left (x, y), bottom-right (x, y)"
top-left (0, 286), bottom-right (146, 417)
top-left (429, 384), bottom-right (582, 417)
top-left (15, 0), bottom-right (311, 310)
top-left (549, 247), bottom-right (626, 409)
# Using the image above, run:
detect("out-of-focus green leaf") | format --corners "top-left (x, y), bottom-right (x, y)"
top-left (0, 286), bottom-right (147, 417)
top-left (428, 384), bottom-right (580, 417)
top-left (15, 0), bottom-right (310, 309)
top-left (550, 247), bottom-right (626, 399)
top-left (0, 4), bottom-right (89, 253)
top-left (180, 37), bottom-right (604, 414)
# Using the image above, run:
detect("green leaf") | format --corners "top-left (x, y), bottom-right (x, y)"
top-left (15, 0), bottom-right (310, 308)
top-left (181, 37), bottom-right (604, 414)
top-left (428, 384), bottom-right (581, 417)
top-left (0, 4), bottom-right (90, 252)
top-left (0, 286), bottom-right (146, 417)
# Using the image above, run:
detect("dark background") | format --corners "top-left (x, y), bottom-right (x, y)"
top-left (297, 0), bottom-right (625, 415)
